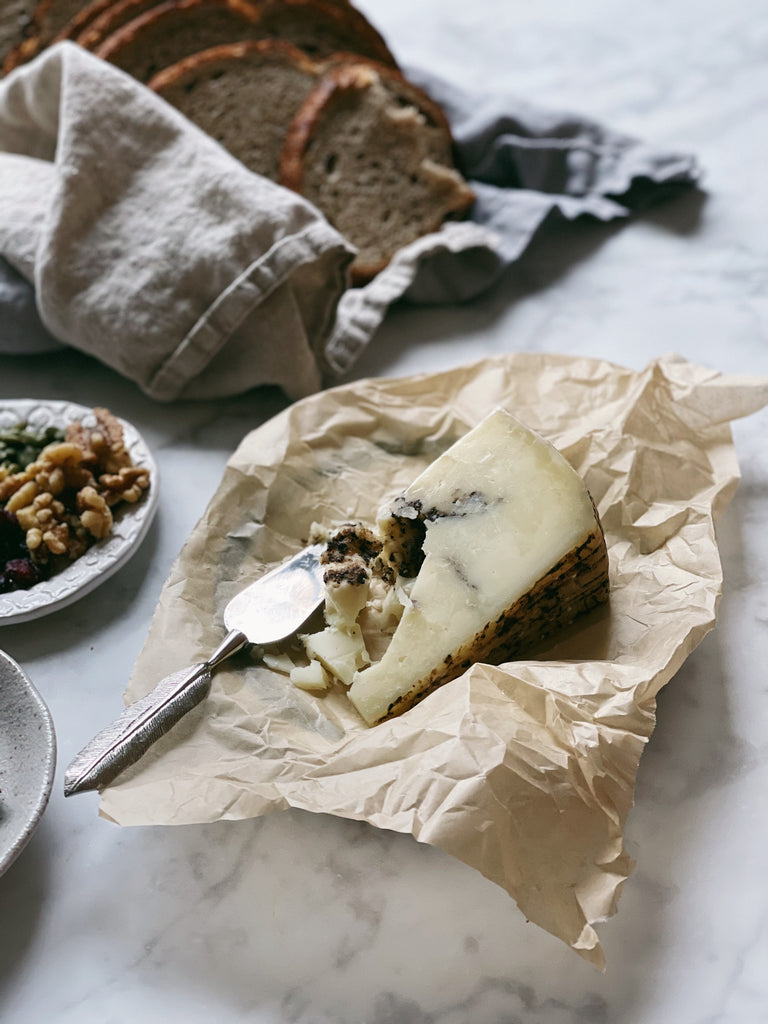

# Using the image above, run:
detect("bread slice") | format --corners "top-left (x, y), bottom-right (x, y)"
top-left (279, 61), bottom-right (475, 282)
top-left (2, 0), bottom-right (84, 72)
top-left (251, 0), bottom-right (395, 66)
top-left (1, 0), bottom-right (36, 72)
top-left (75, 0), bottom-right (223, 51)
top-left (94, 0), bottom-right (396, 83)
top-left (2, 0), bottom-right (154, 72)
top-left (62, 0), bottom-right (163, 47)
top-left (93, 0), bottom-right (261, 81)
top-left (149, 40), bottom-right (321, 180)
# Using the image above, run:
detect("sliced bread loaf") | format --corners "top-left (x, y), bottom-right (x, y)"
top-left (94, 0), bottom-right (396, 83)
top-left (77, 0), bottom-right (364, 50)
top-left (1, 0), bottom-right (358, 70)
top-left (279, 61), bottom-right (475, 282)
top-left (149, 39), bottom-right (321, 180)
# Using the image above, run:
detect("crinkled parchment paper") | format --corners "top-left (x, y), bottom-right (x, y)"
top-left (99, 353), bottom-right (768, 966)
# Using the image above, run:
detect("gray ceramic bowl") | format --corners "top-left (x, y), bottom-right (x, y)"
top-left (0, 649), bottom-right (56, 876)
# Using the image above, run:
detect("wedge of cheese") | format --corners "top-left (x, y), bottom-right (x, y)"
top-left (346, 409), bottom-right (609, 725)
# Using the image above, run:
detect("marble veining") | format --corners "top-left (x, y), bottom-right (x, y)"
top-left (1, 0), bottom-right (768, 1020)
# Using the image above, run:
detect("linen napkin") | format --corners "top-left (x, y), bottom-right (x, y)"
top-left (0, 43), bottom-right (700, 398)
top-left (0, 43), bottom-right (355, 401)
top-left (326, 68), bottom-right (701, 371)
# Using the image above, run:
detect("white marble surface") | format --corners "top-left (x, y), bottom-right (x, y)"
top-left (2, 0), bottom-right (768, 1020)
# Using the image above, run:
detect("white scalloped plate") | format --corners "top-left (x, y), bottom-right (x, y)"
top-left (0, 649), bottom-right (56, 876)
top-left (0, 401), bottom-right (158, 625)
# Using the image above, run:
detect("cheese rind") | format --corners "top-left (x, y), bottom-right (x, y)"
top-left (346, 409), bottom-right (609, 725)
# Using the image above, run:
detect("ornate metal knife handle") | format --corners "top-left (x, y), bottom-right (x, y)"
top-left (64, 629), bottom-right (248, 796)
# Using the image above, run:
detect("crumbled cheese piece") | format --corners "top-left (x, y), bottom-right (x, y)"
top-left (301, 625), bottom-right (370, 687)
top-left (325, 575), bottom-right (371, 630)
top-left (290, 661), bottom-right (331, 692)
top-left (261, 651), bottom-right (297, 676)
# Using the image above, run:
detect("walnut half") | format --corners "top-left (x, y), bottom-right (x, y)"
top-left (98, 467), bottom-right (151, 507)
top-left (77, 486), bottom-right (114, 540)
top-left (1, 408), bottom-right (150, 565)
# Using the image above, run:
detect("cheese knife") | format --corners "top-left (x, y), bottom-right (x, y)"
top-left (63, 543), bottom-right (326, 797)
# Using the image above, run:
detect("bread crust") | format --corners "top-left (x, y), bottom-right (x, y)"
top-left (280, 60), bottom-right (454, 192)
top-left (255, 0), bottom-right (395, 67)
top-left (2, 35), bottom-right (39, 75)
top-left (2, 0), bottom-right (59, 72)
top-left (92, 0), bottom-right (268, 82)
top-left (92, 0), bottom-right (260, 59)
top-left (1, 0), bottom-right (125, 70)
top-left (0, 0), bottom-right (36, 71)
top-left (147, 35), bottom-right (318, 92)
top-left (79, 0), bottom-right (262, 52)
top-left (52, 0), bottom-right (132, 43)
top-left (68, 0), bottom-right (170, 47)
top-left (2, 0), bottom-right (392, 76)
top-left (279, 60), bottom-right (474, 282)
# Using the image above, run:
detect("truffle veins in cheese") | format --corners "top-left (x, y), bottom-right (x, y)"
top-left (345, 408), bottom-right (609, 725)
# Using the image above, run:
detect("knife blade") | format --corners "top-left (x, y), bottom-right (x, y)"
top-left (64, 543), bottom-right (326, 797)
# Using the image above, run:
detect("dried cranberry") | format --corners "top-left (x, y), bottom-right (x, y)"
top-left (3, 558), bottom-right (43, 590)
top-left (0, 507), bottom-right (21, 534)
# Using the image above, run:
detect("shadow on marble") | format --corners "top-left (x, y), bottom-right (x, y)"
top-left (0, 348), bottom-right (158, 416)
top-left (482, 183), bottom-right (707, 307)
top-left (616, 181), bottom-right (707, 232)
top-left (344, 182), bottom-right (708, 386)
top-left (0, 817), bottom-right (54, 994)
top-left (0, 348), bottom-right (291, 450)
top-left (56, 484), bottom-right (745, 1023)
top-left (0, 590), bottom-right (739, 1024)
top-left (341, 219), bottom-right (623, 383)
top-left (636, 490), bottom-right (755, 808)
